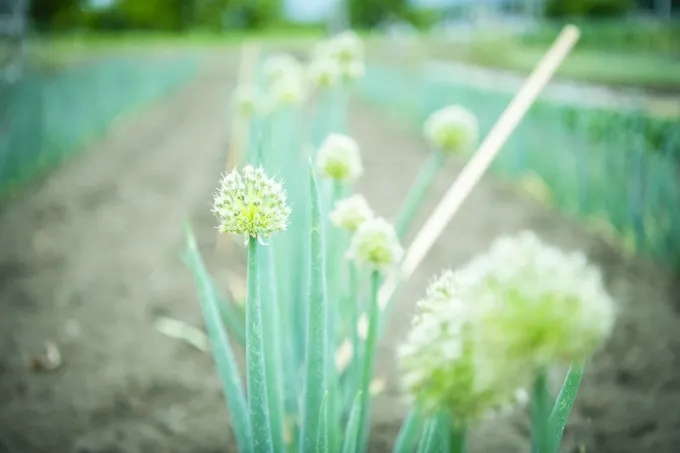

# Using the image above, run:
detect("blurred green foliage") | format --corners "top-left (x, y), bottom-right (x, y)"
top-left (520, 18), bottom-right (680, 55)
top-left (545, 0), bottom-right (634, 17)
top-left (348, 0), bottom-right (406, 28)
top-left (28, 0), bottom-right (284, 32)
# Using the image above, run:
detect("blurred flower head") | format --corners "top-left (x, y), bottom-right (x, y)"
top-left (212, 165), bottom-right (291, 245)
top-left (330, 194), bottom-right (374, 232)
top-left (307, 57), bottom-right (341, 89)
top-left (347, 218), bottom-right (403, 272)
top-left (423, 105), bottom-right (479, 155)
top-left (328, 30), bottom-right (364, 64)
top-left (398, 270), bottom-right (529, 423)
top-left (263, 53), bottom-right (302, 85)
top-left (315, 133), bottom-right (363, 182)
top-left (456, 231), bottom-right (616, 365)
top-left (267, 74), bottom-right (306, 109)
top-left (232, 85), bottom-right (261, 117)
top-left (340, 60), bottom-right (366, 83)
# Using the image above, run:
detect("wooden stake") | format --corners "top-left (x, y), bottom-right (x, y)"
top-left (357, 25), bottom-right (581, 339)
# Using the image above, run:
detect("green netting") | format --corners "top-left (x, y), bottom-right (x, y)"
top-left (0, 54), bottom-right (198, 196)
top-left (356, 64), bottom-right (680, 269)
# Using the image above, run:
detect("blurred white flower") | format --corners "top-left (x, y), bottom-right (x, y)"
top-left (398, 270), bottom-right (529, 422)
top-left (347, 218), bottom-right (403, 272)
top-left (263, 53), bottom-right (302, 85)
top-left (268, 74), bottom-right (306, 109)
top-left (340, 60), bottom-right (366, 83)
top-left (315, 133), bottom-right (363, 182)
top-left (307, 57), bottom-right (341, 89)
top-left (232, 85), bottom-right (261, 117)
top-left (330, 194), bottom-right (374, 232)
top-left (457, 230), bottom-right (616, 365)
top-left (423, 105), bottom-right (479, 155)
top-left (328, 30), bottom-right (365, 64)
top-left (212, 165), bottom-right (291, 245)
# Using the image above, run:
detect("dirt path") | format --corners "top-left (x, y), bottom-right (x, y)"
top-left (1, 54), bottom-right (679, 453)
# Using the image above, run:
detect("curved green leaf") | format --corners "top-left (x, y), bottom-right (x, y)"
top-left (393, 409), bottom-right (423, 453)
top-left (183, 224), bottom-right (252, 453)
top-left (341, 393), bottom-right (362, 453)
top-left (299, 160), bottom-right (328, 453)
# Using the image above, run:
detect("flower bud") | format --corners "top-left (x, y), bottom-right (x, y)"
top-left (330, 194), bottom-right (374, 232)
top-left (308, 57), bottom-right (341, 89)
top-left (423, 105), bottom-right (479, 155)
top-left (263, 53), bottom-right (302, 85)
top-left (347, 218), bottom-right (403, 272)
top-left (232, 85), bottom-right (260, 117)
top-left (315, 133), bottom-right (363, 182)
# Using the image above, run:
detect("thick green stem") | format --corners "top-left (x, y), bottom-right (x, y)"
top-left (246, 239), bottom-right (273, 453)
top-left (324, 180), bottom-right (344, 453)
top-left (395, 152), bottom-right (445, 240)
top-left (449, 422), bottom-right (467, 453)
top-left (261, 247), bottom-right (285, 453)
top-left (549, 363), bottom-right (585, 453)
top-left (356, 271), bottom-right (382, 452)
top-left (531, 368), bottom-right (550, 453)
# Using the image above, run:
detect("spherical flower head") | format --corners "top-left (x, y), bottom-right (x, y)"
top-left (423, 105), bottom-right (479, 155)
top-left (398, 270), bottom-right (529, 423)
top-left (458, 231), bottom-right (616, 365)
top-left (268, 74), bottom-right (306, 109)
top-left (339, 60), bottom-right (366, 83)
top-left (232, 85), bottom-right (260, 117)
top-left (329, 194), bottom-right (374, 232)
top-left (307, 57), bottom-right (341, 89)
top-left (263, 53), bottom-right (302, 85)
top-left (347, 218), bottom-right (403, 272)
top-left (315, 133), bottom-right (363, 182)
top-left (328, 30), bottom-right (364, 64)
top-left (212, 165), bottom-right (291, 245)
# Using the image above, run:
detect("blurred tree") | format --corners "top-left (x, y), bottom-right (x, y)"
top-left (546, 0), bottom-right (634, 17)
top-left (28, 0), bottom-right (83, 30)
top-left (348, 0), bottom-right (408, 28)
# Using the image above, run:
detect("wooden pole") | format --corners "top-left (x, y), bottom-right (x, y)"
top-left (357, 25), bottom-right (581, 339)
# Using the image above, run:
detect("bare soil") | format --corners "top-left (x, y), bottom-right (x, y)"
top-left (1, 54), bottom-right (679, 453)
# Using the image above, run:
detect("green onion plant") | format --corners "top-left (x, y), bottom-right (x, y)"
top-left (183, 30), bottom-right (617, 453)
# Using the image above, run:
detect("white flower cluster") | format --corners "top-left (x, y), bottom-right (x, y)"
top-left (330, 194), bottom-right (374, 232)
top-left (307, 57), bottom-right (341, 90)
top-left (399, 270), bottom-right (528, 422)
top-left (315, 133), bottom-right (363, 182)
top-left (212, 165), bottom-right (291, 245)
top-left (398, 231), bottom-right (616, 422)
top-left (423, 105), bottom-right (479, 155)
top-left (308, 30), bottom-right (366, 88)
top-left (347, 218), bottom-right (403, 272)
top-left (262, 53), bottom-right (306, 110)
top-left (231, 85), bottom-right (261, 117)
top-left (463, 231), bottom-right (616, 364)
